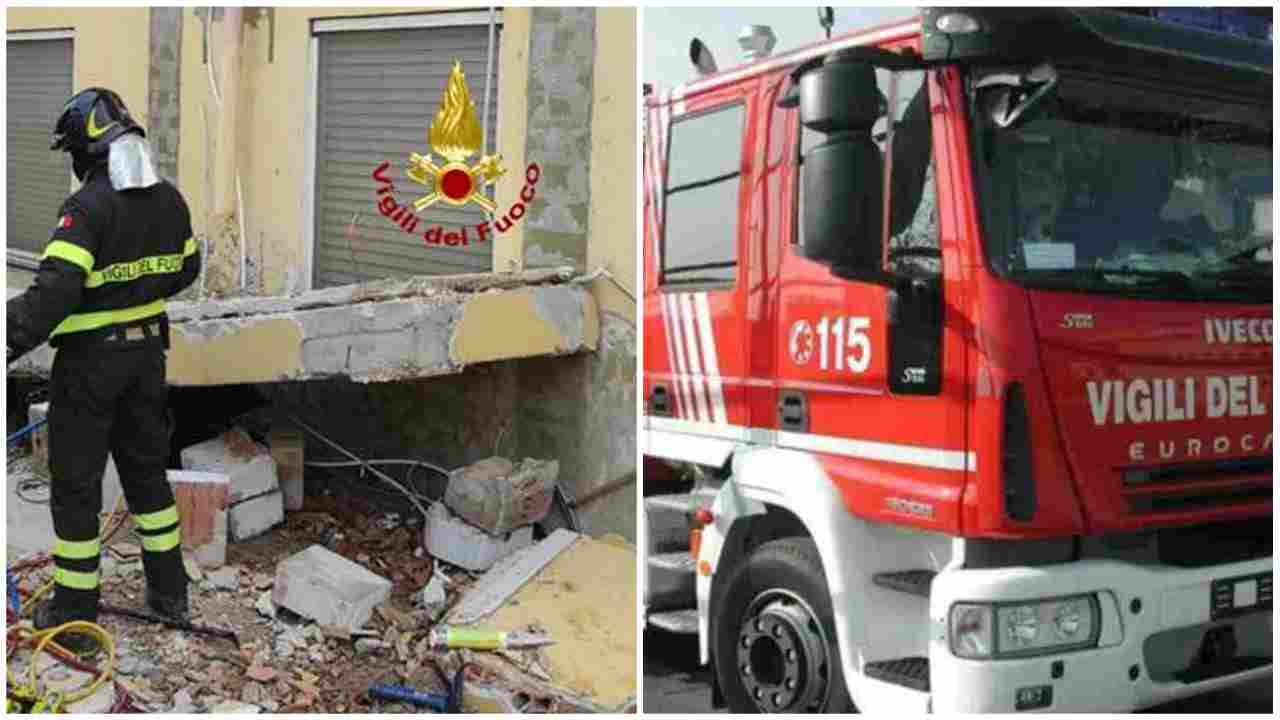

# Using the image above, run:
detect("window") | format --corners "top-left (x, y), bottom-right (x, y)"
top-left (312, 20), bottom-right (500, 288)
top-left (7, 34), bottom-right (74, 259)
top-left (796, 69), bottom-right (940, 277)
top-left (662, 103), bottom-right (745, 286)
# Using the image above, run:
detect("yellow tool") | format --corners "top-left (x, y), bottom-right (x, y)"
top-left (428, 625), bottom-right (554, 651)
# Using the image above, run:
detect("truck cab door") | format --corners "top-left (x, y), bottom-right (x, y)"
top-left (768, 61), bottom-right (970, 531)
top-left (644, 84), bottom-right (758, 452)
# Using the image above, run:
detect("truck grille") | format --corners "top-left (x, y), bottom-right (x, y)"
top-left (1120, 457), bottom-right (1271, 516)
top-left (1121, 457), bottom-right (1270, 487)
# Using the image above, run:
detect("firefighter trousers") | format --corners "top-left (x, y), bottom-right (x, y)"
top-left (47, 343), bottom-right (186, 618)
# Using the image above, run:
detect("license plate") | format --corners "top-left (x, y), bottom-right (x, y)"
top-left (1211, 572), bottom-right (1272, 620)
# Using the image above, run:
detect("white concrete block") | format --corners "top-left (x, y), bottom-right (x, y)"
top-left (271, 545), bottom-right (392, 630)
top-left (228, 490), bottom-right (283, 542)
top-left (181, 429), bottom-right (279, 504)
top-left (424, 501), bottom-right (533, 572)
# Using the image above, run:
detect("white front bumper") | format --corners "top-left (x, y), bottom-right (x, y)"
top-left (928, 556), bottom-right (1273, 712)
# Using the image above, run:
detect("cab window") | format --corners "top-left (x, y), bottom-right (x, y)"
top-left (662, 102), bottom-right (745, 287)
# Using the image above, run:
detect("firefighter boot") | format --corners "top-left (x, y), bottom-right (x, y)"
top-left (31, 587), bottom-right (101, 656)
top-left (145, 585), bottom-right (189, 623)
top-left (141, 543), bottom-right (189, 622)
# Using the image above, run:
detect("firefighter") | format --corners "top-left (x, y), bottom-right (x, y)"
top-left (7, 88), bottom-right (199, 650)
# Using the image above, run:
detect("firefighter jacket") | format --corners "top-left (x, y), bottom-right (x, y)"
top-left (8, 165), bottom-right (199, 356)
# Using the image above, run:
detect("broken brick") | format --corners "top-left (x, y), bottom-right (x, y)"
top-left (169, 469), bottom-right (230, 568)
top-left (443, 457), bottom-right (558, 535)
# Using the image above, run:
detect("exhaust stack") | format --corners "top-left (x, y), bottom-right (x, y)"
top-left (689, 38), bottom-right (719, 77)
top-left (737, 25), bottom-right (777, 61)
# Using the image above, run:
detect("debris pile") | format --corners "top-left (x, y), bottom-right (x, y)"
top-left (182, 429), bottom-right (283, 543)
top-left (426, 457), bottom-right (557, 571)
top-left (7, 423), bottom-right (636, 713)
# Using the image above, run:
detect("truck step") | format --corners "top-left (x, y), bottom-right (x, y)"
top-left (647, 608), bottom-right (699, 635)
top-left (863, 656), bottom-right (930, 692)
top-left (871, 569), bottom-right (936, 597)
top-left (643, 492), bottom-right (715, 554)
top-left (645, 492), bottom-right (712, 514)
top-left (646, 551), bottom-right (697, 611)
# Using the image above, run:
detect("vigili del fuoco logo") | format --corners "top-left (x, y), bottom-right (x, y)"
top-left (371, 60), bottom-right (540, 247)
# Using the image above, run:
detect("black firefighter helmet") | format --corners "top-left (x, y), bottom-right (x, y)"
top-left (50, 87), bottom-right (145, 157)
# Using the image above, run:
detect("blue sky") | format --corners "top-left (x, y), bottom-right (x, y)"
top-left (642, 6), bottom-right (917, 88)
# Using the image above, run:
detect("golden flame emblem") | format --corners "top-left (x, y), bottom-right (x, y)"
top-left (406, 60), bottom-right (505, 213)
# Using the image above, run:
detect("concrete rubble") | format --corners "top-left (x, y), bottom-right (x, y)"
top-left (6, 420), bottom-right (634, 713)
top-left (205, 566), bottom-right (241, 591)
top-left (169, 469), bottom-right (231, 568)
top-left (182, 428), bottom-right (280, 504)
top-left (228, 490), bottom-right (285, 542)
top-left (267, 425), bottom-right (305, 511)
top-left (424, 502), bottom-right (533, 572)
top-left (271, 545), bottom-right (392, 631)
top-left (419, 455), bottom-right (561, 572)
top-left (444, 457), bottom-right (559, 535)
top-left (7, 267), bottom-right (599, 386)
top-left (182, 428), bottom-right (283, 543)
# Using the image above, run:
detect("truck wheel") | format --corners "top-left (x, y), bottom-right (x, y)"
top-left (712, 537), bottom-right (854, 713)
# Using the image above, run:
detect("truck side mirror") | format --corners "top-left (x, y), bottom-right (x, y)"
top-left (797, 53), bottom-right (885, 282)
top-left (975, 63), bottom-right (1058, 130)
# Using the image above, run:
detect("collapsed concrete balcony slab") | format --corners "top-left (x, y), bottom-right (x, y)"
top-left (9, 267), bottom-right (599, 386)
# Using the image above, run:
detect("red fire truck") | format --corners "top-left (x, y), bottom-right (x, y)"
top-left (641, 7), bottom-right (1272, 713)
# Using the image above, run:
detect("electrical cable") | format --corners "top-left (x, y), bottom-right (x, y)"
top-left (307, 464), bottom-right (436, 506)
top-left (8, 418), bottom-right (47, 447)
top-left (289, 415), bottom-right (434, 523)
top-left (304, 458), bottom-right (451, 478)
top-left (15, 477), bottom-right (49, 505)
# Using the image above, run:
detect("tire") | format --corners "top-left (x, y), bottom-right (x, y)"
top-left (712, 537), bottom-right (855, 713)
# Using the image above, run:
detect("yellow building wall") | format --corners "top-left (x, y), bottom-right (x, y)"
top-left (587, 8), bottom-right (637, 320)
top-left (7, 8), bottom-right (151, 128)
top-left (492, 9), bottom-right (531, 275)
top-left (177, 7), bottom-right (532, 296)
top-left (9, 7), bottom-right (634, 316)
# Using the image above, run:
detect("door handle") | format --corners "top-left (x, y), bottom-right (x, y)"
top-left (650, 384), bottom-right (672, 417)
top-left (777, 391), bottom-right (808, 432)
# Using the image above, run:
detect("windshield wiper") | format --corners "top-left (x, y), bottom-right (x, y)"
top-left (1014, 267), bottom-right (1196, 294)
top-left (1197, 267), bottom-right (1273, 300)
top-left (1223, 243), bottom-right (1273, 266)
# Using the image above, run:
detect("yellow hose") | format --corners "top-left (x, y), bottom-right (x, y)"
top-left (7, 620), bottom-right (116, 707)
top-left (7, 495), bottom-right (128, 709)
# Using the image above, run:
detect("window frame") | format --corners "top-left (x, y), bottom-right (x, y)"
top-left (659, 99), bottom-right (747, 291)
top-left (304, 11), bottom-right (503, 291)
top-left (789, 68), bottom-right (943, 280)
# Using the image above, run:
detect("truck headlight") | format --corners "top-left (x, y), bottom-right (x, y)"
top-left (950, 603), bottom-right (994, 659)
top-left (951, 595), bottom-right (1100, 659)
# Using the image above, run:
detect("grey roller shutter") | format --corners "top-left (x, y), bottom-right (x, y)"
top-left (314, 23), bottom-right (500, 288)
top-left (7, 38), bottom-right (73, 259)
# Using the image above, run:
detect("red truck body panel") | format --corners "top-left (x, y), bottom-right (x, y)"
top-left (643, 17), bottom-right (1272, 540)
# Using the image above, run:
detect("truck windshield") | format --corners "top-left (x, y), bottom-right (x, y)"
top-left (976, 70), bottom-right (1272, 304)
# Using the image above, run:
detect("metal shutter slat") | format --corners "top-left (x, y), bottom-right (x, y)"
top-left (7, 38), bottom-right (73, 255)
top-left (314, 24), bottom-right (500, 287)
